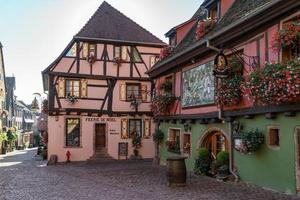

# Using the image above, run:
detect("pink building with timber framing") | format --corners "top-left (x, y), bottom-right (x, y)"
top-left (42, 1), bottom-right (166, 162)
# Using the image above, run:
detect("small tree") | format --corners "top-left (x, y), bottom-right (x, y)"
top-left (194, 148), bottom-right (211, 175)
top-left (153, 129), bottom-right (164, 165)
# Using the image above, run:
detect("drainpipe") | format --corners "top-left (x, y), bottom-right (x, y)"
top-left (206, 39), bottom-right (239, 181)
top-left (228, 122), bottom-right (239, 182)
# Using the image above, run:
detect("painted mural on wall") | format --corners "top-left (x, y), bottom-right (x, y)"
top-left (182, 61), bottom-right (215, 107)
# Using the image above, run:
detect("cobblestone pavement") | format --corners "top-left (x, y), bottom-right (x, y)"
top-left (0, 149), bottom-right (299, 200)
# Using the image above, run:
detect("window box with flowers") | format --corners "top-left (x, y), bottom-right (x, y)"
top-left (217, 56), bottom-right (244, 106)
top-left (196, 17), bottom-right (217, 40)
top-left (159, 46), bottom-right (173, 60)
top-left (242, 60), bottom-right (300, 106)
top-left (166, 129), bottom-right (181, 154)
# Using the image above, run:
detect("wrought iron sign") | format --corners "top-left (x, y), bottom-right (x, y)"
top-left (213, 51), bottom-right (229, 78)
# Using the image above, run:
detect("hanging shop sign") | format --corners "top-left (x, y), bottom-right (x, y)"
top-left (213, 52), bottom-right (229, 78)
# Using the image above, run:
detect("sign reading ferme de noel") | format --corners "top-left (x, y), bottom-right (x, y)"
top-left (85, 117), bottom-right (119, 135)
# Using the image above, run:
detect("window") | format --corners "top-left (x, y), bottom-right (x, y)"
top-left (129, 119), bottom-right (142, 138)
top-left (121, 46), bottom-right (129, 61)
top-left (132, 47), bottom-right (142, 62)
top-left (209, 4), bottom-right (219, 19)
top-left (66, 118), bottom-right (80, 147)
top-left (170, 35), bottom-right (176, 47)
top-left (126, 83), bottom-right (140, 101)
top-left (164, 75), bottom-right (174, 94)
top-left (167, 129), bottom-right (181, 154)
top-left (282, 16), bottom-right (300, 62)
top-left (268, 127), bottom-right (280, 147)
top-left (66, 80), bottom-right (80, 97)
top-left (183, 134), bottom-right (191, 155)
top-left (82, 43), bottom-right (96, 59)
top-left (114, 46), bottom-right (121, 58)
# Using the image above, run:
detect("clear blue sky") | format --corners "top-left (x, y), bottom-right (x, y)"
top-left (0, 0), bottom-right (201, 104)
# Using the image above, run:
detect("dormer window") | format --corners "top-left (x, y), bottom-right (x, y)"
top-left (206, 1), bottom-right (220, 20)
top-left (169, 35), bottom-right (176, 47)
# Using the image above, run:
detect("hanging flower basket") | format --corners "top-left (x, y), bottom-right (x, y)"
top-left (272, 20), bottom-right (300, 51)
top-left (233, 129), bottom-right (264, 155)
top-left (196, 18), bottom-right (217, 40)
top-left (241, 60), bottom-right (300, 105)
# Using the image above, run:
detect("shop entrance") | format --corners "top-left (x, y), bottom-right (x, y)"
top-left (95, 124), bottom-right (106, 150)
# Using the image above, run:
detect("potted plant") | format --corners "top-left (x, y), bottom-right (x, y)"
top-left (216, 151), bottom-right (230, 180)
top-left (131, 131), bottom-right (142, 158)
top-left (153, 129), bottom-right (164, 164)
top-left (194, 148), bottom-right (211, 175)
top-left (66, 94), bottom-right (78, 104)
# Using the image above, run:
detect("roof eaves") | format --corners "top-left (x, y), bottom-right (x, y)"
top-left (73, 36), bottom-right (167, 47)
top-left (148, 0), bottom-right (282, 76)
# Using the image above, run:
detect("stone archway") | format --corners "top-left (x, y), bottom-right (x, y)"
top-left (197, 127), bottom-right (229, 159)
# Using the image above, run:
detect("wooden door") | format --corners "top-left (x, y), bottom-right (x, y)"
top-left (204, 132), bottom-right (228, 159)
top-left (95, 124), bottom-right (106, 149)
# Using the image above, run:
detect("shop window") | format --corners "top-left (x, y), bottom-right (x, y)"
top-left (128, 119), bottom-right (142, 138)
top-left (66, 118), bottom-right (80, 147)
top-left (268, 128), bottom-right (280, 147)
top-left (66, 80), bottom-right (80, 97)
top-left (126, 83), bottom-right (141, 101)
top-left (167, 128), bottom-right (181, 154)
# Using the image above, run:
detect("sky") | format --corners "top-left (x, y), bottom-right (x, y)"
top-left (0, 0), bottom-right (201, 104)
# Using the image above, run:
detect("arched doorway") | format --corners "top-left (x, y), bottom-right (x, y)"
top-left (200, 129), bottom-right (229, 159)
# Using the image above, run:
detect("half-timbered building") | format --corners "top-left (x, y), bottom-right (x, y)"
top-left (42, 2), bottom-right (165, 162)
top-left (148, 0), bottom-right (300, 194)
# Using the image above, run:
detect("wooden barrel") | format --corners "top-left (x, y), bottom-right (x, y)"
top-left (166, 156), bottom-right (187, 187)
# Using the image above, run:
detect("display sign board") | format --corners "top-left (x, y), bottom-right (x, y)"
top-left (118, 142), bottom-right (128, 160)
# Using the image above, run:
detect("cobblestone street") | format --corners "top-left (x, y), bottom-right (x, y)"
top-left (0, 149), bottom-right (298, 200)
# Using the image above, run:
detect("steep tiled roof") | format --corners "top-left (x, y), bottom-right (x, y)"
top-left (75, 1), bottom-right (165, 45)
top-left (149, 0), bottom-right (274, 73)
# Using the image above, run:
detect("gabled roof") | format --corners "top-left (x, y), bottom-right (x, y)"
top-left (75, 1), bottom-right (165, 46)
top-left (148, 0), bottom-right (280, 76)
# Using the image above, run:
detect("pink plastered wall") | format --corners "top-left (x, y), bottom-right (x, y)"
top-left (48, 115), bottom-right (155, 162)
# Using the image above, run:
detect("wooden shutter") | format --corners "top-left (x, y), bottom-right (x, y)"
top-left (143, 119), bottom-right (151, 138)
top-left (141, 84), bottom-right (147, 102)
top-left (81, 79), bottom-right (88, 98)
top-left (119, 83), bottom-right (126, 101)
top-left (58, 77), bottom-right (65, 98)
top-left (121, 119), bottom-right (128, 139)
top-left (150, 56), bottom-right (156, 67)
top-left (121, 46), bottom-right (128, 61)
top-left (82, 43), bottom-right (89, 58)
